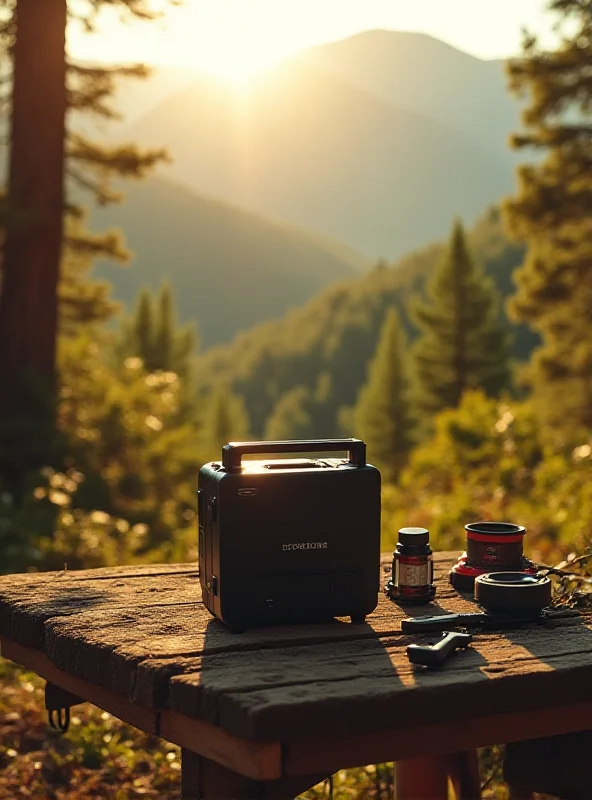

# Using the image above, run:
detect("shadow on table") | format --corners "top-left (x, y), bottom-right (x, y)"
top-left (196, 590), bottom-right (494, 751)
top-left (198, 614), bottom-right (404, 743)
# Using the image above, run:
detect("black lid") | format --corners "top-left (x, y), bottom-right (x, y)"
top-left (465, 522), bottom-right (526, 537)
top-left (398, 526), bottom-right (430, 546)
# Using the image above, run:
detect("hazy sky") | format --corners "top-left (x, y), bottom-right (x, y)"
top-left (68, 0), bottom-right (554, 81)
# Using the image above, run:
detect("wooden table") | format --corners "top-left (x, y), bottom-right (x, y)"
top-left (2, 553), bottom-right (592, 800)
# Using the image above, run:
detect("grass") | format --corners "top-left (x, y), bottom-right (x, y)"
top-left (0, 657), bottom-right (516, 799)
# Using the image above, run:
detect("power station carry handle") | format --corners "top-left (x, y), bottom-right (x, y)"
top-left (222, 439), bottom-right (367, 472)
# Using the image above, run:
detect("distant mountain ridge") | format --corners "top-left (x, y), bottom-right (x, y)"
top-left (300, 30), bottom-right (520, 155)
top-left (91, 175), bottom-right (369, 347)
top-left (124, 35), bottom-right (518, 259)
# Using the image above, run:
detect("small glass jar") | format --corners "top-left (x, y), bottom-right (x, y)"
top-left (387, 527), bottom-right (436, 605)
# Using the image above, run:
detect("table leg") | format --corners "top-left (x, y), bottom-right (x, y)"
top-left (395, 755), bottom-right (451, 800)
top-left (396, 751), bottom-right (481, 799)
top-left (181, 748), bottom-right (327, 800)
top-left (448, 750), bottom-right (481, 799)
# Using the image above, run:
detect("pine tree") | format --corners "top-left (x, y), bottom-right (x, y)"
top-left (264, 387), bottom-right (314, 441)
top-left (154, 282), bottom-right (174, 371)
top-left (116, 282), bottom-right (196, 378)
top-left (503, 0), bottom-right (592, 437)
top-left (353, 308), bottom-right (415, 483)
top-left (0, 0), bottom-right (168, 470)
top-left (133, 289), bottom-right (156, 368)
top-left (412, 220), bottom-right (510, 419)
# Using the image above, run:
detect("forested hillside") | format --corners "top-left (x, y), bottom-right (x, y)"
top-left (90, 175), bottom-right (368, 346)
top-left (196, 207), bottom-right (537, 436)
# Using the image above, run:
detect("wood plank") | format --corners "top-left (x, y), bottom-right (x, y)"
top-left (284, 698), bottom-right (592, 776)
top-left (161, 709), bottom-right (282, 781)
top-left (0, 551), bottom-right (448, 653)
top-left (163, 617), bottom-right (592, 739)
top-left (0, 570), bottom-right (201, 649)
top-left (0, 563), bottom-right (199, 583)
top-left (13, 555), bottom-right (461, 698)
top-left (0, 635), bottom-right (158, 733)
top-left (8, 552), bottom-right (592, 750)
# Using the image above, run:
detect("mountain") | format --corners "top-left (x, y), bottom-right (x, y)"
top-left (124, 56), bottom-right (516, 259)
top-left (70, 63), bottom-right (200, 139)
top-left (195, 207), bottom-right (537, 437)
top-left (301, 30), bottom-right (520, 156)
top-left (90, 175), bottom-right (369, 347)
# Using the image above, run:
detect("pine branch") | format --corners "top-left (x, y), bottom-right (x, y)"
top-left (64, 230), bottom-right (130, 262)
top-left (67, 61), bottom-right (150, 82)
top-left (66, 164), bottom-right (123, 206)
top-left (0, 12), bottom-right (14, 40)
top-left (67, 133), bottom-right (169, 179)
top-left (66, 61), bottom-right (151, 120)
top-left (68, 0), bottom-right (170, 32)
top-left (64, 203), bottom-right (85, 221)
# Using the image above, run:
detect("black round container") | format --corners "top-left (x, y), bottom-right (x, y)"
top-left (386, 527), bottom-right (436, 605)
top-left (465, 522), bottom-right (527, 572)
top-left (475, 572), bottom-right (552, 614)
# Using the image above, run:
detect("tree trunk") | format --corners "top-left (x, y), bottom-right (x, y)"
top-left (0, 0), bottom-right (67, 420)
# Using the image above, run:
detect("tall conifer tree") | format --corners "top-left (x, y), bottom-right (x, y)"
top-left (117, 282), bottom-right (196, 378)
top-left (0, 0), bottom-right (167, 474)
top-left (354, 308), bottom-right (415, 483)
top-left (133, 289), bottom-right (156, 367)
top-left (154, 281), bottom-right (175, 371)
top-left (503, 0), bottom-right (592, 436)
top-left (412, 220), bottom-right (510, 419)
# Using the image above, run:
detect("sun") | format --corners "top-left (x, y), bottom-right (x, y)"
top-left (193, 51), bottom-right (276, 85)
top-left (181, 36), bottom-right (289, 85)
top-left (66, 3), bottom-right (302, 86)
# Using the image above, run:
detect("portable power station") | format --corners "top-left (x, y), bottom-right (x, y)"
top-left (198, 439), bottom-right (381, 632)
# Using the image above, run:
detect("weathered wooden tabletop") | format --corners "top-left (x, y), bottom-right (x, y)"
top-left (2, 552), bottom-right (592, 791)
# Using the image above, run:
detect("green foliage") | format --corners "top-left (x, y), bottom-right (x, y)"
top-left (56, 335), bottom-right (200, 559)
top-left (379, 389), bottom-right (592, 566)
top-left (264, 387), bottom-right (314, 440)
top-left (353, 309), bottom-right (415, 482)
top-left (197, 208), bottom-right (525, 438)
top-left (59, 215), bottom-right (124, 335)
top-left (0, 328), bottom-right (203, 573)
top-left (201, 384), bottom-right (250, 458)
top-left (412, 220), bottom-right (511, 421)
top-left (116, 281), bottom-right (196, 379)
top-left (503, 0), bottom-right (592, 437)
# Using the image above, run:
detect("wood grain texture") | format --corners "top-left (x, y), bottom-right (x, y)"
top-left (0, 636), bottom-right (158, 733)
top-left (3, 553), bottom-right (592, 749)
top-left (162, 710), bottom-right (281, 780)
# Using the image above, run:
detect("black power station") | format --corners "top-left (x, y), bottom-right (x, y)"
top-left (198, 439), bottom-right (381, 632)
